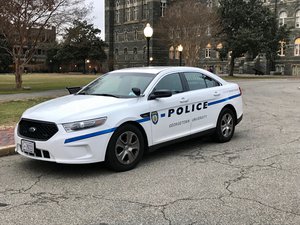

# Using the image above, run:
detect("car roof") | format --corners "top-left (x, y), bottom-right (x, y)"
top-left (110, 66), bottom-right (211, 76)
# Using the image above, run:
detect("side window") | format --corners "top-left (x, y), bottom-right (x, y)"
top-left (204, 75), bottom-right (220, 88)
top-left (184, 72), bottom-right (207, 90)
top-left (184, 72), bottom-right (220, 90)
top-left (154, 73), bottom-right (183, 94)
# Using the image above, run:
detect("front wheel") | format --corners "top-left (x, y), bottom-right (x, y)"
top-left (105, 124), bottom-right (144, 172)
top-left (214, 108), bottom-right (236, 143)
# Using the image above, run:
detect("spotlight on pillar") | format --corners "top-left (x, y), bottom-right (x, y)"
top-left (143, 23), bottom-right (153, 67)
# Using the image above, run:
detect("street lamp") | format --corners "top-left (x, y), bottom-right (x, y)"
top-left (144, 23), bottom-right (153, 66)
top-left (178, 44), bottom-right (183, 66)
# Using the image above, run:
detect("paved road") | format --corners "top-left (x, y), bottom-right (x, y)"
top-left (0, 79), bottom-right (300, 225)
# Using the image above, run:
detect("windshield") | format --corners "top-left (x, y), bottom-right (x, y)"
top-left (78, 72), bottom-right (156, 98)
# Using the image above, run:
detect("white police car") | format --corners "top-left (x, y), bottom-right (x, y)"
top-left (15, 67), bottom-right (243, 171)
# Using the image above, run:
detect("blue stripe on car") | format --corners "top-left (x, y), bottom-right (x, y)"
top-left (64, 117), bottom-right (150, 144)
top-left (208, 93), bottom-right (241, 106)
top-left (64, 93), bottom-right (241, 144)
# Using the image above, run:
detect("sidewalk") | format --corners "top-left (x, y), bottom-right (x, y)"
top-left (0, 89), bottom-right (68, 102)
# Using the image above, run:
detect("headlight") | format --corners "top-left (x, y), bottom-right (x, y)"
top-left (63, 117), bottom-right (107, 132)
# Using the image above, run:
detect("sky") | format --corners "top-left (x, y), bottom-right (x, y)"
top-left (87, 0), bottom-right (105, 40)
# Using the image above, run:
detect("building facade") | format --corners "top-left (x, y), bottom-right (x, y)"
top-left (105, 0), bottom-right (300, 75)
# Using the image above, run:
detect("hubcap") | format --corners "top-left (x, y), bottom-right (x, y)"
top-left (115, 131), bottom-right (140, 165)
top-left (221, 113), bottom-right (234, 138)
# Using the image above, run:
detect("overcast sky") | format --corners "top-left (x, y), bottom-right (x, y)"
top-left (87, 0), bottom-right (105, 39)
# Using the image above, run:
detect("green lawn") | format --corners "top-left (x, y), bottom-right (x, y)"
top-left (0, 73), bottom-right (98, 94)
top-left (0, 98), bottom-right (51, 127)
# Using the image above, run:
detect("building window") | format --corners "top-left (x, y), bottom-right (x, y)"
top-left (124, 31), bottom-right (128, 41)
top-left (115, 49), bottom-right (119, 60)
top-left (142, 0), bottom-right (148, 20)
top-left (216, 43), bottom-right (223, 59)
top-left (169, 46), bottom-right (174, 59)
top-left (133, 47), bottom-right (138, 60)
top-left (133, 7), bottom-right (138, 20)
top-left (161, 0), bottom-right (167, 17)
top-left (205, 44), bottom-right (211, 58)
top-left (207, 0), bottom-right (213, 8)
top-left (296, 10), bottom-right (300, 28)
top-left (134, 29), bottom-right (138, 40)
top-left (278, 41), bottom-right (286, 56)
top-left (115, 32), bottom-right (118, 42)
top-left (279, 11), bottom-right (287, 26)
top-left (126, 8), bottom-right (131, 22)
top-left (169, 29), bottom-right (174, 39)
top-left (124, 48), bottom-right (128, 60)
top-left (115, 10), bottom-right (120, 23)
top-left (206, 25), bottom-right (211, 36)
top-left (295, 38), bottom-right (300, 56)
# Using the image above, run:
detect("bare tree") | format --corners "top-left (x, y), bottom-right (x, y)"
top-left (0, 0), bottom-right (90, 89)
top-left (157, 0), bottom-right (219, 66)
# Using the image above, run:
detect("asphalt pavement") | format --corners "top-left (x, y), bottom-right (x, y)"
top-left (0, 78), bottom-right (300, 225)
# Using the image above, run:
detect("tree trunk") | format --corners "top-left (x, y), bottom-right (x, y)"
top-left (15, 59), bottom-right (23, 89)
top-left (229, 54), bottom-right (235, 76)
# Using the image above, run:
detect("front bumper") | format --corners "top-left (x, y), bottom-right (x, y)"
top-left (15, 124), bottom-right (112, 164)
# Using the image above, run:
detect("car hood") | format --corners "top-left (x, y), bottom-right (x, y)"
top-left (22, 95), bottom-right (137, 124)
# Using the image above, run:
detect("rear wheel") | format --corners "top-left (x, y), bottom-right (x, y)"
top-left (105, 124), bottom-right (144, 172)
top-left (214, 108), bottom-right (235, 143)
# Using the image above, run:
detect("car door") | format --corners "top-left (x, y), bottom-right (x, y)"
top-left (148, 73), bottom-right (191, 145)
top-left (183, 72), bottom-right (223, 134)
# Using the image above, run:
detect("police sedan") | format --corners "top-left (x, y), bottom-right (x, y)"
top-left (15, 67), bottom-right (243, 171)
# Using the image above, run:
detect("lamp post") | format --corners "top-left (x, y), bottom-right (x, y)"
top-left (143, 23), bottom-right (153, 66)
top-left (178, 44), bottom-right (183, 66)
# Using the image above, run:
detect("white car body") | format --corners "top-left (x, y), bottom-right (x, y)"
top-left (15, 67), bottom-right (243, 167)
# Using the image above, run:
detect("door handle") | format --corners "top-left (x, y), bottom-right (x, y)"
top-left (180, 98), bottom-right (189, 103)
top-left (214, 92), bottom-right (221, 97)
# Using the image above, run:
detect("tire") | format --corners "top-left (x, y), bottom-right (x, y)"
top-left (105, 124), bottom-right (145, 172)
top-left (214, 108), bottom-right (236, 143)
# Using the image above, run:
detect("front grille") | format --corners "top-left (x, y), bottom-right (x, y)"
top-left (18, 119), bottom-right (58, 141)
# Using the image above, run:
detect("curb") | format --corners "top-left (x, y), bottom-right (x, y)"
top-left (0, 145), bottom-right (16, 157)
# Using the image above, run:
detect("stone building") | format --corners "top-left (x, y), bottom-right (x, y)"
top-left (105, 0), bottom-right (300, 75)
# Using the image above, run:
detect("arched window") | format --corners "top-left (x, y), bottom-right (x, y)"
top-left (169, 46), bottom-right (174, 59)
top-left (161, 0), bottom-right (167, 17)
top-left (296, 10), bottom-right (300, 28)
top-left (124, 31), bottom-right (128, 41)
top-left (295, 38), bottom-right (300, 56)
top-left (279, 11), bottom-right (287, 26)
top-left (205, 43), bottom-right (211, 58)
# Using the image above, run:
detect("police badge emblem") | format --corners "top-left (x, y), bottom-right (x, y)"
top-left (151, 111), bottom-right (159, 125)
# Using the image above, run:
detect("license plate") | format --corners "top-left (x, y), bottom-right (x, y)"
top-left (21, 140), bottom-right (35, 154)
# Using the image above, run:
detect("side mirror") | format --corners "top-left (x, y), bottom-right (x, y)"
top-left (132, 87), bottom-right (141, 96)
top-left (66, 86), bottom-right (81, 94)
top-left (148, 89), bottom-right (172, 100)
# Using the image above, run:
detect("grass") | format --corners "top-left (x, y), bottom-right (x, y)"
top-left (0, 98), bottom-right (52, 127)
top-left (0, 73), bottom-right (98, 94)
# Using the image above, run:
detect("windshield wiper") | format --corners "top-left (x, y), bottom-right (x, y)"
top-left (91, 93), bottom-right (120, 98)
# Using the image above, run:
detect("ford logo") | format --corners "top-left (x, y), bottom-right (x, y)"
top-left (28, 127), bottom-right (37, 133)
